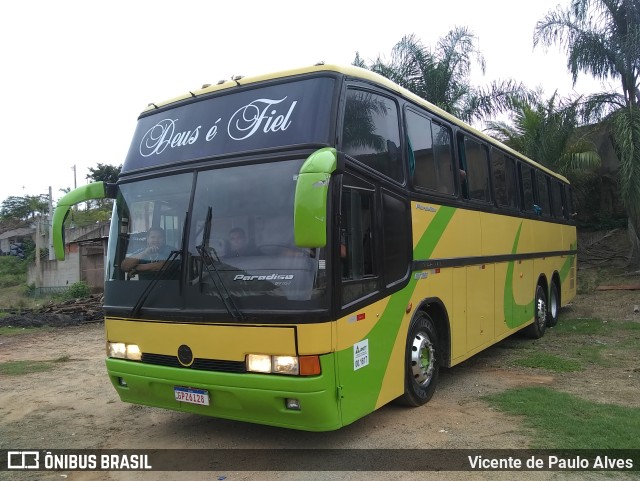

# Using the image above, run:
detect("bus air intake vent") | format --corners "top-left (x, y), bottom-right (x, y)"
top-left (141, 353), bottom-right (246, 373)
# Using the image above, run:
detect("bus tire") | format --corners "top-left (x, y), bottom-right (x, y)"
top-left (525, 285), bottom-right (547, 339)
top-left (547, 281), bottom-right (560, 327)
top-left (398, 312), bottom-right (440, 407)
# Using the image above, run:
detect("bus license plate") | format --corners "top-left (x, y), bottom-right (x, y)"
top-left (174, 387), bottom-right (209, 406)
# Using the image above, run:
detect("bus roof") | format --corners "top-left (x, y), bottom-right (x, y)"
top-left (142, 63), bottom-right (569, 184)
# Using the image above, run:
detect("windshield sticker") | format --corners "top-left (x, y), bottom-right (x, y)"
top-left (123, 78), bottom-right (335, 173)
top-left (354, 339), bottom-right (369, 371)
top-left (139, 98), bottom-right (297, 158)
top-left (233, 274), bottom-right (294, 281)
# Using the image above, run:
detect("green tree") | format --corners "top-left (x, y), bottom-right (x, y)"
top-left (0, 195), bottom-right (48, 222)
top-left (87, 163), bottom-right (121, 184)
top-left (485, 91), bottom-right (601, 176)
top-left (354, 29), bottom-right (530, 124)
top-left (85, 163), bottom-right (121, 210)
top-left (535, 0), bottom-right (640, 264)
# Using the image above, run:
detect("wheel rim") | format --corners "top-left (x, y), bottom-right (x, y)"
top-left (536, 293), bottom-right (547, 328)
top-left (550, 286), bottom-right (559, 319)
top-left (410, 331), bottom-right (435, 385)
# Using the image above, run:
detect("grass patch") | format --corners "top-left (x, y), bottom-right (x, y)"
top-left (571, 343), bottom-right (611, 367)
top-left (485, 387), bottom-right (640, 448)
top-left (621, 321), bottom-right (640, 332)
top-left (0, 285), bottom-right (44, 310)
top-left (0, 356), bottom-right (71, 376)
top-left (0, 326), bottom-right (55, 337)
top-left (512, 352), bottom-right (582, 372)
top-left (554, 318), bottom-right (606, 336)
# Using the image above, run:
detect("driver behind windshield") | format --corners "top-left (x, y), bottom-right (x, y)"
top-left (121, 227), bottom-right (175, 279)
top-left (227, 227), bottom-right (259, 257)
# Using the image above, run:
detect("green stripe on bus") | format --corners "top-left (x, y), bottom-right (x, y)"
top-left (504, 223), bottom-right (533, 328)
top-left (558, 242), bottom-right (576, 284)
top-left (337, 206), bottom-right (456, 422)
top-left (504, 227), bottom-right (575, 329)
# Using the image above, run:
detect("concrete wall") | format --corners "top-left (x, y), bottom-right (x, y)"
top-left (27, 222), bottom-right (110, 290)
top-left (28, 244), bottom-right (81, 287)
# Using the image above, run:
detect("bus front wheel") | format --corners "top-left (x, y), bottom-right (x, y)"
top-left (398, 313), bottom-right (440, 407)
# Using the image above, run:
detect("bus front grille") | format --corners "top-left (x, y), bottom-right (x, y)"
top-left (141, 353), bottom-right (246, 373)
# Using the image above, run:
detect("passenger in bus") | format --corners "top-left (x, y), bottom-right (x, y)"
top-left (227, 227), bottom-right (259, 257)
top-left (121, 227), bottom-right (176, 279)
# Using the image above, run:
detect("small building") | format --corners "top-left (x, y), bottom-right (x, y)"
top-left (28, 221), bottom-right (110, 294)
top-left (0, 227), bottom-right (35, 255)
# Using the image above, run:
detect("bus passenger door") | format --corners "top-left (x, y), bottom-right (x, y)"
top-left (335, 174), bottom-right (381, 425)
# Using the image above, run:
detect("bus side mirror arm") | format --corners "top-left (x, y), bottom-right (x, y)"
top-left (52, 182), bottom-right (118, 261)
top-left (293, 148), bottom-right (337, 248)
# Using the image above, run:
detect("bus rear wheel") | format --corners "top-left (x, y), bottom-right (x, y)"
top-left (398, 313), bottom-right (440, 406)
top-left (526, 285), bottom-right (548, 339)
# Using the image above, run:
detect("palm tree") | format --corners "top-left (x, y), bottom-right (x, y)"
top-left (535, 0), bottom-right (640, 264)
top-left (354, 29), bottom-right (530, 124)
top-left (485, 91), bottom-right (601, 176)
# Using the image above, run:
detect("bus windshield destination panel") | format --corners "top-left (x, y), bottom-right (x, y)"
top-left (53, 65), bottom-right (576, 431)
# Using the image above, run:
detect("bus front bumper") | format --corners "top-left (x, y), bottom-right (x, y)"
top-left (105, 354), bottom-right (342, 432)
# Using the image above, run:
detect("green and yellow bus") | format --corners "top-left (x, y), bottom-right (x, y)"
top-left (53, 64), bottom-right (576, 431)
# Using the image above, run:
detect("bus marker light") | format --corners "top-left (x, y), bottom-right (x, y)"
top-left (299, 356), bottom-right (321, 376)
top-left (285, 398), bottom-right (301, 410)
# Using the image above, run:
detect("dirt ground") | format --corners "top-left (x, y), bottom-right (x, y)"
top-left (1, 267), bottom-right (639, 481)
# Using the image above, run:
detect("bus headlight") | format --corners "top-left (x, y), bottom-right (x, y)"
top-left (246, 354), bottom-right (271, 373)
top-left (272, 356), bottom-right (299, 375)
top-left (108, 342), bottom-right (142, 361)
top-left (245, 354), bottom-right (320, 376)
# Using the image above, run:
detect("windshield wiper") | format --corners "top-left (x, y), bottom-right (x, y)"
top-left (130, 250), bottom-right (180, 317)
top-left (130, 214), bottom-right (189, 318)
top-left (196, 206), bottom-right (244, 322)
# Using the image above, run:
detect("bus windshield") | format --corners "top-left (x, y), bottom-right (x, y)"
top-left (105, 159), bottom-right (328, 318)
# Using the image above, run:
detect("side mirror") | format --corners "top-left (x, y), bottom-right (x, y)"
top-left (293, 148), bottom-right (337, 248)
top-left (52, 182), bottom-right (118, 260)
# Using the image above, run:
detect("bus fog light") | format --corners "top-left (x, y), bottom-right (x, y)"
top-left (273, 356), bottom-right (299, 375)
top-left (108, 342), bottom-right (126, 358)
top-left (247, 354), bottom-right (271, 373)
top-left (118, 377), bottom-right (128, 387)
top-left (285, 398), bottom-right (301, 410)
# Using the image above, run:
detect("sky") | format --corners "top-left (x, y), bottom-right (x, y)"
top-left (0, 0), bottom-right (616, 205)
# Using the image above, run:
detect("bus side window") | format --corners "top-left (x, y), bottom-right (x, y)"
top-left (519, 163), bottom-right (535, 213)
top-left (382, 189), bottom-right (410, 287)
top-left (551, 179), bottom-right (565, 219)
top-left (405, 109), bottom-right (455, 195)
top-left (536, 171), bottom-right (551, 217)
top-left (458, 135), bottom-right (491, 202)
top-left (565, 184), bottom-right (575, 219)
top-left (341, 175), bottom-right (377, 306)
top-left (491, 149), bottom-right (519, 210)
top-left (342, 89), bottom-right (404, 183)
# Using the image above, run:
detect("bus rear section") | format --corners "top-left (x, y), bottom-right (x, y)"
top-left (104, 318), bottom-right (343, 431)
